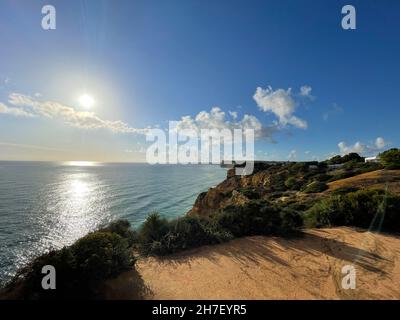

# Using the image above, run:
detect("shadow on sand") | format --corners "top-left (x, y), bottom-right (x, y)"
top-left (152, 230), bottom-right (387, 275)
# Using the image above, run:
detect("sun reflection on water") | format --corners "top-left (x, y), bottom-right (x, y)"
top-left (69, 179), bottom-right (90, 197)
top-left (37, 171), bottom-right (112, 251)
top-left (64, 161), bottom-right (100, 167)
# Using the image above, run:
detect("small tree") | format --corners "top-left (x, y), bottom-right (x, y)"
top-left (342, 152), bottom-right (364, 163)
top-left (379, 148), bottom-right (400, 169)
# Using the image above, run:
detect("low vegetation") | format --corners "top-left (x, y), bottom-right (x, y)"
top-left (379, 148), bottom-right (400, 169)
top-left (136, 201), bottom-right (303, 256)
top-left (302, 181), bottom-right (328, 193)
top-left (324, 152), bottom-right (364, 165)
top-left (136, 213), bottom-right (232, 255)
top-left (1, 220), bottom-right (146, 300)
top-left (305, 189), bottom-right (400, 232)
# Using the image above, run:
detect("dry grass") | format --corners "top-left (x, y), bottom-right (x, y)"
top-left (327, 170), bottom-right (400, 195)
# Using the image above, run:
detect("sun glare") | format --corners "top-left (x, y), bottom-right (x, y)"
top-left (65, 161), bottom-right (98, 167)
top-left (79, 94), bottom-right (95, 109)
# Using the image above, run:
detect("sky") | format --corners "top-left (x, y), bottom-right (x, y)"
top-left (0, 0), bottom-right (399, 162)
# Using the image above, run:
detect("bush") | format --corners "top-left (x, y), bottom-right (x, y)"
top-left (137, 214), bottom-right (231, 255)
top-left (238, 188), bottom-right (260, 199)
top-left (284, 177), bottom-right (300, 190)
top-left (302, 181), bottom-right (328, 193)
top-left (99, 219), bottom-right (138, 246)
top-left (169, 216), bottom-right (231, 249)
top-left (288, 162), bottom-right (309, 174)
top-left (3, 220), bottom-right (143, 300)
top-left (72, 232), bottom-right (133, 284)
top-left (313, 173), bottom-right (331, 182)
top-left (328, 171), bottom-right (356, 182)
top-left (342, 153), bottom-right (364, 163)
top-left (279, 208), bottom-right (303, 235)
top-left (331, 186), bottom-right (359, 195)
top-left (326, 153), bottom-right (364, 165)
top-left (379, 148), bottom-right (400, 169)
top-left (137, 213), bottom-right (169, 254)
top-left (305, 189), bottom-right (400, 232)
top-left (213, 200), bottom-right (302, 237)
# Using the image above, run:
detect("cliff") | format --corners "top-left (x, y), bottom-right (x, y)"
top-left (188, 162), bottom-right (400, 217)
top-left (188, 161), bottom-right (325, 216)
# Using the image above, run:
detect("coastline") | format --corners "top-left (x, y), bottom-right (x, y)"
top-left (2, 160), bottom-right (400, 300)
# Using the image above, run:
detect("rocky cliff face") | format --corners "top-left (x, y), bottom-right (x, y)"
top-left (188, 162), bottom-right (319, 216)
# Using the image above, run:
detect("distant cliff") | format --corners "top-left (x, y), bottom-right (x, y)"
top-left (187, 160), bottom-right (397, 217)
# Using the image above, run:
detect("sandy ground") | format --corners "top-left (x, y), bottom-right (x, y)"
top-left (130, 227), bottom-right (400, 300)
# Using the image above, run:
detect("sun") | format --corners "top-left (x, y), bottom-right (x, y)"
top-left (78, 94), bottom-right (95, 109)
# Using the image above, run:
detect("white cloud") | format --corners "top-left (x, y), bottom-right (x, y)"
top-left (229, 111), bottom-right (238, 119)
top-left (174, 107), bottom-right (275, 141)
top-left (300, 85), bottom-right (312, 98)
top-left (0, 102), bottom-right (36, 117)
top-left (2, 93), bottom-right (279, 143)
top-left (338, 137), bottom-right (388, 155)
top-left (253, 86), bottom-right (308, 129)
top-left (6, 93), bottom-right (148, 134)
top-left (338, 141), bottom-right (366, 154)
top-left (288, 150), bottom-right (297, 160)
top-left (375, 137), bottom-right (387, 149)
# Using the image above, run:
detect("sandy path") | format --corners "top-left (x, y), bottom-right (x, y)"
top-left (133, 227), bottom-right (400, 300)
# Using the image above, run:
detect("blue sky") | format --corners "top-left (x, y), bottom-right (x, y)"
top-left (0, 0), bottom-right (399, 162)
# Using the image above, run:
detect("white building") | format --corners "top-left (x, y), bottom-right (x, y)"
top-left (365, 156), bottom-right (380, 163)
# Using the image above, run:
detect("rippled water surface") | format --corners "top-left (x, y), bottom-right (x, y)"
top-left (0, 161), bottom-right (226, 283)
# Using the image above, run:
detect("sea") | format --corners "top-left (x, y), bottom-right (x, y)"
top-left (0, 161), bottom-right (226, 284)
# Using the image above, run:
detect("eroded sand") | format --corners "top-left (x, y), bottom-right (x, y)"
top-left (133, 227), bottom-right (400, 300)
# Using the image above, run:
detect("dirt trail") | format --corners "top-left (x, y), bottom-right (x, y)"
top-left (132, 227), bottom-right (400, 299)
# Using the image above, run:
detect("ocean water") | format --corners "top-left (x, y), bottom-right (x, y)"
top-left (0, 161), bottom-right (226, 284)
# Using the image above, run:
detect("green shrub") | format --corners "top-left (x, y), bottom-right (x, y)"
top-left (302, 181), bottom-right (328, 193)
top-left (279, 209), bottom-right (303, 235)
top-left (4, 221), bottom-right (142, 300)
top-left (305, 189), bottom-right (400, 232)
top-left (326, 153), bottom-right (364, 165)
top-left (328, 171), bottom-right (356, 182)
top-left (137, 213), bottom-right (169, 254)
top-left (342, 161), bottom-right (383, 174)
top-left (379, 148), bottom-right (400, 169)
top-left (313, 173), bottom-right (331, 182)
top-left (71, 232), bottom-right (133, 284)
top-left (214, 202), bottom-right (280, 237)
top-left (326, 155), bottom-right (342, 165)
top-left (170, 216), bottom-right (230, 248)
top-left (331, 186), bottom-right (359, 195)
top-left (305, 196), bottom-right (349, 228)
top-left (99, 219), bottom-right (138, 246)
top-left (288, 162), bottom-right (309, 174)
top-left (213, 200), bottom-right (301, 237)
top-left (284, 177), bottom-right (300, 190)
top-left (136, 215), bottom-right (232, 255)
top-left (238, 188), bottom-right (259, 199)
